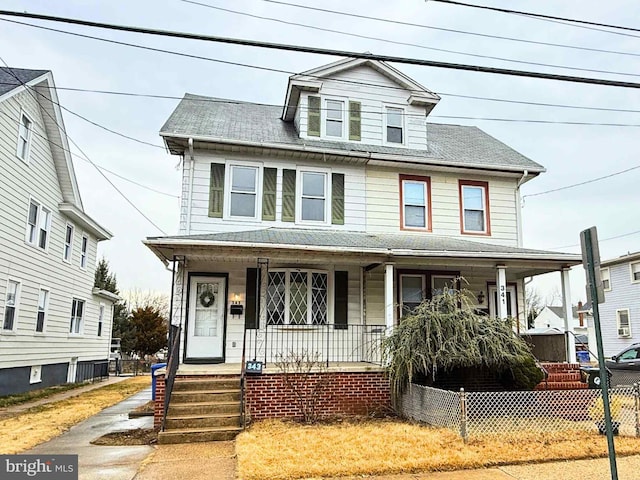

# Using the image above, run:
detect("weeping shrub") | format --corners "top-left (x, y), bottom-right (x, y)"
top-left (382, 286), bottom-right (539, 399)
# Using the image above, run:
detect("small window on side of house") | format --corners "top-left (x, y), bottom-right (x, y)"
top-left (80, 235), bottom-right (88, 269)
top-left (631, 262), bottom-right (640, 284)
top-left (70, 298), bottom-right (84, 334)
top-left (36, 288), bottom-right (48, 333)
top-left (617, 309), bottom-right (631, 337)
top-left (97, 304), bottom-right (104, 337)
top-left (17, 113), bottom-right (32, 162)
top-left (3, 280), bottom-right (20, 331)
top-left (63, 224), bottom-right (74, 262)
top-left (601, 268), bottom-right (611, 291)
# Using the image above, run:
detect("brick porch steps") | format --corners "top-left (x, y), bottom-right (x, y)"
top-left (159, 375), bottom-right (242, 444)
top-left (535, 363), bottom-right (588, 391)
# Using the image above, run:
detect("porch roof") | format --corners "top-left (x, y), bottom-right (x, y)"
top-left (145, 228), bottom-right (581, 268)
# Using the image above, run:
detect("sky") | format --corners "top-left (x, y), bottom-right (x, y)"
top-left (1, 0), bottom-right (639, 305)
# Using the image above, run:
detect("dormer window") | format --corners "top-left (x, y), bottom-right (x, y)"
top-left (386, 107), bottom-right (404, 144)
top-left (325, 100), bottom-right (344, 137)
top-left (306, 95), bottom-right (360, 141)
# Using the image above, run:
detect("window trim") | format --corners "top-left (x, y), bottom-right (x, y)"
top-left (397, 270), bottom-right (461, 315)
top-left (16, 110), bottom-right (33, 163)
top-left (25, 197), bottom-right (51, 251)
top-left (384, 105), bottom-right (405, 146)
top-left (2, 278), bottom-right (21, 333)
top-left (80, 234), bottom-right (89, 269)
top-left (97, 303), bottom-right (105, 337)
top-left (223, 162), bottom-right (263, 221)
top-left (459, 180), bottom-right (491, 236)
top-left (63, 223), bottom-right (74, 263)
top-left (399, 274), bottom-right (426, 313)
top-left (399, 174), bottom-right (432, 232)
top-left (630, 262), bottom-right (640, 284)
top-left (601, 267), bottom-right (611, 291)
top-left (322, 97), bottom-right (346, 140)
top-left (35, 287), bottom-right (49, 334)
top-left (616, 308), bottom-right (631, 337)
top-left (266, 268), bottom-right (331, 326)
top-left (70, 298), bottom-right (85, 335)
top-left (296, 167), bottom-right (331, 225)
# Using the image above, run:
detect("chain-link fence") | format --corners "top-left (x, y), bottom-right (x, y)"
top-left (401, 383), bottom-right (640, 441)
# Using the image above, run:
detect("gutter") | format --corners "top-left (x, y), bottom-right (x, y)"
top-left (186, 138), bottom-right (195, 235)
top-left (516, 170), bottom-right (528, 248)
top-left (92, 288), bottom-right (121, 303)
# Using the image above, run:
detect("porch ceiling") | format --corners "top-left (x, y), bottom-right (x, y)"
top-left (144, 228), bottom-right (581, 279)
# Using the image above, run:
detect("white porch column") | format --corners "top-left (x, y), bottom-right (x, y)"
top-left (496, 265), bottom-right (508, 319)
top-left (561, 267), bottom-right (576, 363)
top-left (385, 263), bottom-right (395, 331)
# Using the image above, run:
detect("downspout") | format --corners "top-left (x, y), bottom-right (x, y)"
top-left (515, 170), bottom-right (528, 248)
top-left (186, 138), bottom-right (195, 235)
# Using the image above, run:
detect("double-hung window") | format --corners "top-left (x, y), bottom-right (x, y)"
top-left (300, 171), bottom-right (328, 222)
top-left (601, 268), bottom-right (611, 291)
top-left (400, 175), bottom-right (431, 230)
top-left (386, 107), bottom-right (404, 144)
top-left (36, 289), bottom-right (48, 333)
top-left (267, 270), bottom-right (328, 326)
top-left (631, 262), bottom-right (640, 283)
top-left (17, 113), bottom-right (32, 162)
top-left (97, 304), bottom-right (104, 337)
top-left (459, 181), bottom-right (490, 235)
top-left (325, 100), bottom-right (344, 137)
top-left (617, 309), bottom-right (631, 337)
top-left (229, 165), bottom-right (259, 218)
top-left (70, 298), bottom-right (84, 334)
top-left (63, 224), bottom-right (74, 262)
top-left (80, 235), bottom-right (88, 269)
top-left (3, 280), bottom-right (20, 331)
top-left (25, 200), bottom-right (51, 249)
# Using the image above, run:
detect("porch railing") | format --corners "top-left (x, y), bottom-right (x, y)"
top-left (244, 324), bottom-right (386, 367)
top-left (162, 324), bottom-right (181, 431)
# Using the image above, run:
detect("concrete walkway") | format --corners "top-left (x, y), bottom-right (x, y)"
top-left (26, 387), bottom-right (154, 480)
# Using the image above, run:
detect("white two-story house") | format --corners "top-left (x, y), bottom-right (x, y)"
top-left (146, 57), bottom-right (582, 439)
top-left (0, 67), bottom-right (117, 396)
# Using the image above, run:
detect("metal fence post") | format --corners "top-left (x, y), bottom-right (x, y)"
top-left (634, 383), bottom-right (640, 438)
top-left (459, 388), bottom-right (468, 443)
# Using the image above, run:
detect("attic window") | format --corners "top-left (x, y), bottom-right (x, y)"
top-left (386, 107), bottom-right (404, 144)
top-left (325, 100), bottom-right (343, 137)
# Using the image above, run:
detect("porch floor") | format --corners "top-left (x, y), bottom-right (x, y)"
top-left (174, 362), bottom-right (384, 376)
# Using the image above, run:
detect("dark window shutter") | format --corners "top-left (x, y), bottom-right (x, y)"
top-left (331, 173), bottom-right (345, 225)
top-left (282, 169), bottom-right (296, 222)
top-left (208, 163), bottom-right (225, 218)
top-left (245, 268), bottom-right (260, 329)
top-left (334, 271), bottom-right (348, 329)
top-left (262, 167), bottom-right (277, 221)
top-left (348, 101), bottom-right (361, 141)
top-left (308, 96), bottom-right (321, 137)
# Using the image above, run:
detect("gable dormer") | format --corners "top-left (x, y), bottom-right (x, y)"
top-left (282, 58), bottom-right (440, 148)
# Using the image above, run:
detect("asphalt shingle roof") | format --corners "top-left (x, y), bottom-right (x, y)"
top-left (148, 228), bottom-right (579, 259)
top-left (0, 67), bottom-right (49, 97)
top-left (160, 94), bottom-right (545, 172)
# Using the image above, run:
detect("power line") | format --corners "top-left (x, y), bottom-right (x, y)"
top-left (430, 115), bottom-right (640, 127)
top-left (523, 164), bottom-right (640, 200)
top-left (429, 0), bottom-right (640, 37)
top-left (2, 10), bottom-right (640, 90)
top-left (0, 62), bottom-right (169, 234)
top-left (549, 229), bottom-right (640, 250)
top-left (180, 0), bottom-right (640, 78)
top-left (258, 0), bottom-right (640, 59)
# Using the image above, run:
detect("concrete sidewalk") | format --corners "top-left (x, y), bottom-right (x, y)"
top-left (26, 387), bottom-right (154, 480)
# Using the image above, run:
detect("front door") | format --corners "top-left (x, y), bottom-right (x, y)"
top-left (489, 285), bottom-right (517, 319)
top-left (186, 275), bottom-right (227, 362)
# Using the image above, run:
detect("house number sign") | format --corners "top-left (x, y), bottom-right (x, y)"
top-left (246, 360), bottom-right (263, 374)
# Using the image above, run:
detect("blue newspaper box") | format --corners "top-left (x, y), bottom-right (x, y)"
top-left (151, 363), bottom-right (167, 400)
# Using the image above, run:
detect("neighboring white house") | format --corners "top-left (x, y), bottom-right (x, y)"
top-left (532, 305), bottom-right (587, 337)
top-left (587, 252), bottom-right (640, 357)
top-left (145, 57), bottom-right (582, 369)
top-left (0, 67), bottom-right (117, 396)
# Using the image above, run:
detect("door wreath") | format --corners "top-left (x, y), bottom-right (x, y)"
top-left (199, 290), bottom-right (215, 308)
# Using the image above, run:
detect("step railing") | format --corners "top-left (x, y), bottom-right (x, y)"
top-left (162, 324), bottom-right (181, 432)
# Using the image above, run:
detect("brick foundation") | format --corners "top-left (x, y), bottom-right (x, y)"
top-left (154, 374), bottom-right (165, 429)
top-left (245, 371), bottom-right (391, 421)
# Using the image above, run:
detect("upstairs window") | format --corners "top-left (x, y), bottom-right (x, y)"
top-left (459, 180), bottom-right (491, 235)
top-left (229, 165), bottom-right (258, 218)
top-left (3, 280), bottom-right (20, 331)
top-left (325, 100), bottom-right (344, 137)
top-left (631, 262), bottom-right (640, 283)
top-left (25, 200), bottom-right (51, 250)
top-left (617, 309), bottom-right (631, 337)
top-left (80, 235), bottom-right (88, 269)
top-left (36, 288), bottom-right (49, 333)
top-left (97, 304), bottom-right (105, 337)
top-left (300, 171), bottom-right (327, 222)
top-left (70, 298), bottom-right (84, 334)
top-left (601, 267), bottom-right (611, 291)
top-left (386, 107), bottom-right (404, 144)
top-left (17, 113), bottom-right (32, 162)
top-left (400, 175), bottom-right (431, 231)
top-left (63, 224), bottom-right (74, 262)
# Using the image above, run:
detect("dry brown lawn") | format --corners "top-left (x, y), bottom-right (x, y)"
top-left (0, 376), bottom-right (149, 454)
top-left (236, 418), bottom-right (640, 480)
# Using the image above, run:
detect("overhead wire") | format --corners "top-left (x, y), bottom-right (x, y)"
top-left (257, 0), bottom-right (640, 58)
top-left (2, 10), bottom-right (640, 89)
top-left (179, 0), bottom-right (640, 78)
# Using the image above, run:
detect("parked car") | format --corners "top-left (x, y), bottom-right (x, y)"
top-left (605, 344), bottom-right (640, 370)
